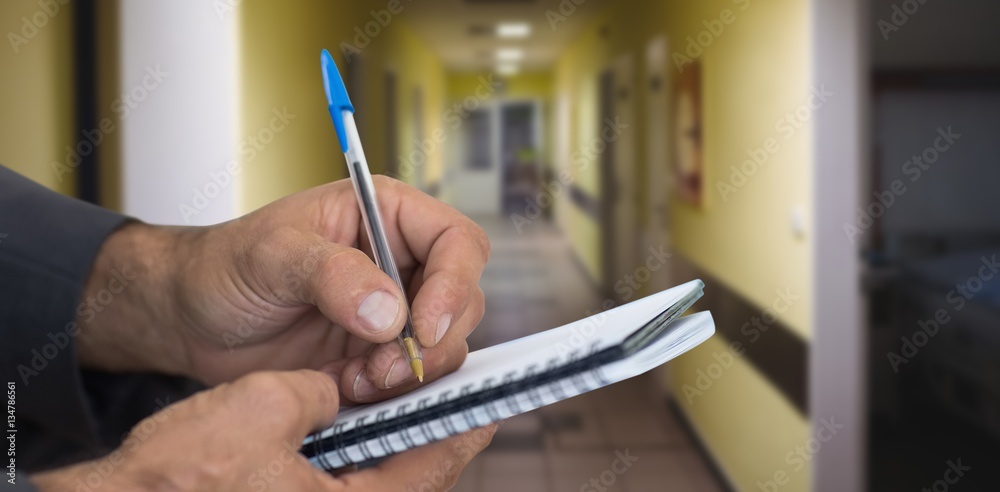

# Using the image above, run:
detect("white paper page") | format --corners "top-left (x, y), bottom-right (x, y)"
top-left (601, 311), bottom-right (715, 381)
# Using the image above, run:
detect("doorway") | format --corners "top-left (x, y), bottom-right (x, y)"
top-left (500, 101), bottom-right (542, 216)
top-left (449, 105), bottom-right (501, 215)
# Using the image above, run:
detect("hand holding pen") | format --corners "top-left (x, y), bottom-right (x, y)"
top-left (321, 49), bottom-right (427, 382)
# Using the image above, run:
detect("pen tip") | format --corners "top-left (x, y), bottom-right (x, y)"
top-left (410, 358), bottom-right (424, 383)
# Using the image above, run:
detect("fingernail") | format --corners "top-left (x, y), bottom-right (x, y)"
top-left (352, 372), bottom-right (378, 400)
top-left (384, 358), bottom-right (411, 388)
top-left (435, 313), bottom-right (452, 345)
top-left (357, 290), bottom-right (399, 333)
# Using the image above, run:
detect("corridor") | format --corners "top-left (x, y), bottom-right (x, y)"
top-left (454, 216), bottom-right (724, 492)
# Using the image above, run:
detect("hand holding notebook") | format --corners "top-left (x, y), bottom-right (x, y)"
top-left (302, 280), bottom-right (714, 469)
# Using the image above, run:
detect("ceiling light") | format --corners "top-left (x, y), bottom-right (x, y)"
top-left (497, 22), bottom-right (531, 38)
top-left (496, 64), bottom-right (520, 76)
top-left (496, 48), bottom-right (524, 62)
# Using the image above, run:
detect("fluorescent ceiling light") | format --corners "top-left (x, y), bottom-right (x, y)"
top-left (496, 48), bottom-right (524, 62)
top-left (496, 64), bottom-right (520, 76)
top-left (497, 22), bottom-right (531, 38)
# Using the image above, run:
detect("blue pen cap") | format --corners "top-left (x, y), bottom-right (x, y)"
top-left (320, 49), bottom-right (354, 152)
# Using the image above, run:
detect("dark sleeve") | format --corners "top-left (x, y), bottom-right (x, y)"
top-left (0, 164), bottom-right (127, 474)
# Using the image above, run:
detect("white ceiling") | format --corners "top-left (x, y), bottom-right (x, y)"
top-left (400, 0), bottom-right (612, 72)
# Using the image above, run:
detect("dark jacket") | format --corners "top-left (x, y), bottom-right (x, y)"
top-left (1, 165), bottom-right (199, 491)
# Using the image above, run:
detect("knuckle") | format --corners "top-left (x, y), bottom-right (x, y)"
top-left (473, 286), bottom-right (485, 307)
top-left (323, 246), bottom-right (370, 272)
top-left (239, 226), bottom-right (293, 277)
top-left (239, 372), bottom-right (301, 412)
top-left (470, 287), bottom-right (486, 327)
top-left (466, 223), bottom-right (491, 262)
top-left (312, 247), bottom-right (370, 292)
top-left (444, 342), bottom-right (469, 373)
top-left (371, 174), bottom-right (400, 189)
top-left (365, 347), bottom-right (398, 386)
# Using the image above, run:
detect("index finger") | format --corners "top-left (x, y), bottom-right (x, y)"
top-left (375, 177), bottom-right (491, 347)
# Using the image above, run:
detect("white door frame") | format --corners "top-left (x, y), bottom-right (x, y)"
top-left (811, 0), bottom-right (867, 490)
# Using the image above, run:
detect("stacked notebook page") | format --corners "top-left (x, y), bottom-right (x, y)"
top-left (302, 279), bottom-right (714, 469)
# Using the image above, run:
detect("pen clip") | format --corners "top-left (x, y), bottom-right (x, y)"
top-left (320, 49), bottom-right (355, 153)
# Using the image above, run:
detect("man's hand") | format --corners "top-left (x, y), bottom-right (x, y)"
top-left (31, 370), bottom-right (496, 491)
top-left (75, 176), bottom-right (490, 404)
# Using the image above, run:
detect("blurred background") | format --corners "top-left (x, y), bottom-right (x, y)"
top-left (2, 0), bottom-right (999, 490)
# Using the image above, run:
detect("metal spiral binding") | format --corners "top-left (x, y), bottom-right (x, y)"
top-left (312, 340), bottom-right (608, 469)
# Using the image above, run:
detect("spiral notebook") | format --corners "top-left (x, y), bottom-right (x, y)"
top-left (302, 279), bottom-right (713, 469)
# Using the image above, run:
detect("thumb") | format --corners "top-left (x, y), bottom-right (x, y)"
top-left (256, 228), bottom-right (406, 344)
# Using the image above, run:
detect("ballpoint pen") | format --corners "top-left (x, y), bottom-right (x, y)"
top-left (320, 49), bottom-right (424, 382)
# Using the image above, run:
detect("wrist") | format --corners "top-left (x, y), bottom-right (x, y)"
top-left (75, 221), bottom-right (199, 378)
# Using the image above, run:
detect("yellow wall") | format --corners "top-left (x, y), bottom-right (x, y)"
top-left (0, 0), bottom-right (76, 195)
top-left (238, 0), bottom-right (447, 212)
top-left (552, 1), bottom-right (813, 490)
top-left (667, 0), bottom-right (812, 339)
top-left (446, 70), bottom-right (552, 101)
top-left (376, 25), bottom-right (448, 188)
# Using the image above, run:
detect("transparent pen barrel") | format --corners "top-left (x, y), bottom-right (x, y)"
top-left (341, 111), bottom-right (419, 343)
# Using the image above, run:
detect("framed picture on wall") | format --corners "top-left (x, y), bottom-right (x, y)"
top-left (673, 60), bottom-right (703, 206)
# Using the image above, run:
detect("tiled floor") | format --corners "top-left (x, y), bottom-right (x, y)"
top-left (454, 216), bottom-right (724, 492)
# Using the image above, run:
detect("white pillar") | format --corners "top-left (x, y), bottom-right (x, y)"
top-left (119, 0), bottom-right (238, 225)
top-left (811, 0), bottom-right (867, 490)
